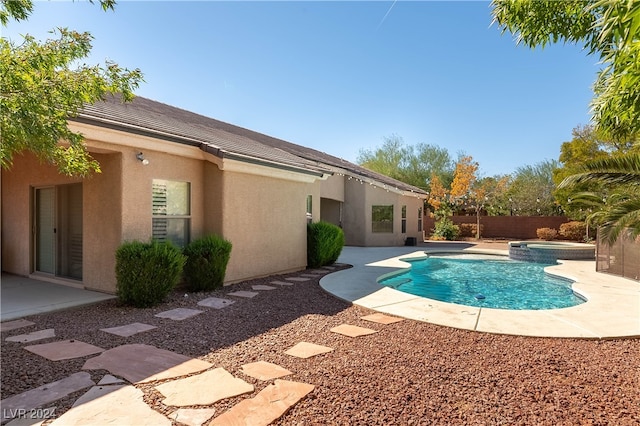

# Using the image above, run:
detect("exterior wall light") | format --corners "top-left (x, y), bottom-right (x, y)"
top-left (136, 152), bottom-right (150, 165)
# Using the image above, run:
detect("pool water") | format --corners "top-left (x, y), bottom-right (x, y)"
top-left (379, 255), bottom-right (586, 310)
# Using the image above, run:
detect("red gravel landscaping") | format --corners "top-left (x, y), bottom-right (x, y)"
top-left (1, 266), bottom-right (639, 425)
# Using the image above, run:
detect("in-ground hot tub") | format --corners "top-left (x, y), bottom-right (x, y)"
top-left (509, 241), bottom-right (595, 263)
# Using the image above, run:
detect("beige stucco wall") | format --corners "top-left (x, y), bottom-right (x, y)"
top-left (341, 177), bottom-right (426, 246)
top-left (0, 151), bottom-right (122, 292)
top-left (319, 173), bottom-right (344, 202)
top-left (219, 168), bottom-right (312, 283)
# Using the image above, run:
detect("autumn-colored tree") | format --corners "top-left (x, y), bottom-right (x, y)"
top-left (450, 155), bottom-right (479, 200)
top-left (427, 173), bottom-right (448, 215)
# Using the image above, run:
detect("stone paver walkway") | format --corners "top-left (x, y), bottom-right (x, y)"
top-left (155, 307), bottom-right (203, 321)
top-left (50, 385), bottom-right (171, 426)
top-left (0, 372), bottom-right (94, 422)
top-left (330, 324), bottom-right (378, 337)
top-left (197, 297), bottom-right (235, 309)
top-left (241, 361), bottom-right (293, 381)
top-left (100, 322), bottom-right (157, 337)
top-left (5, 329), bottom-right (55, 343)
top-left (285, 341), bottom-right (334, 358)
top-left (227, 290), bottom-right (259, 298)
top-left (361, 313), bottom-right (404, 325)
top-left (2, 268), bottom-right (406, 425)
top-left (25, 340), bottom-right (104, 361)
top-left (156, 368), bottom-right (254, 406)
top-left (82, 344), bottom-right (212, 383)
top-left (1, 319), bottom-right (35, 332)
top-left (210, 380), bottom-right (315, 426)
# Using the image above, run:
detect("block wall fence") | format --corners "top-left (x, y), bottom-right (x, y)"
top-left (422, 215), bottom-right (572, 240)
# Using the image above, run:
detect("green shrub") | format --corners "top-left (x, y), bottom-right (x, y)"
top-left (559, 221), bottom-right (586, 241)
top-left (307, 221), bottom-right (345, 268)
top-left (115, 240), bottom-right (186, 307)
top-left (182, 235), bottom-right (232, 292)
top-left (431, 218), bottom-right (460, 241)
top-left (536, 227), bottom-right (558, 241)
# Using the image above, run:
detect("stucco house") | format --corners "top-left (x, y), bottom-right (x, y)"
top-left (1, 95), bottom-right (428, 294)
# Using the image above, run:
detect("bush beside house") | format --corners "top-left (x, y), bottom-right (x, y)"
top-left (115, 240), bottom-right (186, 307)
top-left (182, 235), bottom-right (232, 292)
top-left (307, 222), bottom-right (345, 268)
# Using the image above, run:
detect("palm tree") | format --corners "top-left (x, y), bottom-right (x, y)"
top-left (559, 152), bottom-right (640, 244)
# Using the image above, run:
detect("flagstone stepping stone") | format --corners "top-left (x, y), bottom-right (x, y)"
top-left (209, 379), bottom-right (315, 426)
top-left (155, 308), bottom-right (203, 321)
top-left (361, 313), bottom-right (404, 325)
top-left (322, 265), bottom-right (336, 270)
top-left (1, 319), bottom-right (35, 333)
top-left (285, 277), bottom-right (310, 282)
top-left (307, 269), bottom-right (328, 274)
top-left (241, 361), bottom-right (293, 381)
top-left (82, 344), bottom-right (212, 384)
top-left (100, 322), bottom-right (157, 337)
top-left (197, 297), bottom-right (235, 309)
top-left (49, 385), bottom-right (170, 426)
top-left (270, 281), bottom-right (294, 286)
top-left (5, 329), bottom-right (55, 343)
top-left (300, 274), bottom-right (321, 278)
top-left (330, 324), bottom-right (378, 338)
top-left (171, 408), bottom-right (217, 426)
top-left (227, 290), bottom-right (259, 298)
top-left (285, 342), bottom-right (334, 359)
top-left (97, 374), bottom-right (124, 385)
top-left (0, 372), bottom-right (94, 423)
top-left (25, 340), bottom-right (104, 361)
top-left (252, 284), bottom-right (277, 291)
top-left (156, 367), bottom-right (254, 406)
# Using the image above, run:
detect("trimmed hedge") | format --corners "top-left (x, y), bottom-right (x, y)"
top-left (536, 227), bottom-right (558, 241)
top-left (115, 240), bottom-right (186, 307)
top-left (559, 221), bottom-right (586, 241)
top-left (307, 221), bottom-right (345, 268)
top-left (182, 235), bottom-right (232, 292)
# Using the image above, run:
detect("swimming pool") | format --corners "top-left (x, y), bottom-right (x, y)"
top-left (378, 254), bottom-right (586, 310)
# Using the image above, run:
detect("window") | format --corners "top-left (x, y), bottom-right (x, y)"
top-left (401, 205), bottom-right (407, 234)
top-left (152, 180), bottom-right (190, 247)
top-left (372, 205), bottom-right (393, 233)
top-left (306, 195), bottom-right (313, 224)
top-left (418, 207), bottom-right (423, 232)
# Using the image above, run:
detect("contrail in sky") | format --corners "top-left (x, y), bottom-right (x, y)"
top-left (377, 0), bottom-right (398, 30)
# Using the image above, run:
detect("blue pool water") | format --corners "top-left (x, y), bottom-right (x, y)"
top-left (379, 254), bottom-right (586, 310)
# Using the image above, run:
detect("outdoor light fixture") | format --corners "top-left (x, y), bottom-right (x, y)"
top-left (136, 152), bottom-right (150, 165)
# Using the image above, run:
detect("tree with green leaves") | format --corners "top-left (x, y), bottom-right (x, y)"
top-left (357, 134), bottom-right (454, 191)
top-left (506, 160), bottom-right (560, 216)
top-left (1, 0), bottom-right (143, 176)
top-left (491, 0), bottom-right (640, 140)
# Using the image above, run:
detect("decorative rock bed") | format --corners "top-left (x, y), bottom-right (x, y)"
top-left (508, 241), bottom-right (595, 263)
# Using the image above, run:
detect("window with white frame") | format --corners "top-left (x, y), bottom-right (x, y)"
top-left (401, 205), bottom-right (407, 234)
top-left (418, 207), bottom-right (423, 232)
top-left (372, 205), bottom-right (393, 233)
top-left (152, 179), bottom-right (190, 247)
top-left (306, 195), bottom-right (313, 224)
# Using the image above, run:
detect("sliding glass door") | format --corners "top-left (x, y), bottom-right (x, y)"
top-left (34, 184), bottom-right (83, 280)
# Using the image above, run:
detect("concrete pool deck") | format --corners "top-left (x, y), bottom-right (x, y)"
top-left (320, 243), bottom-right (640, 339)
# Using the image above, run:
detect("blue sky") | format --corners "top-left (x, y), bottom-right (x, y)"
top-left (4, 1), bottom-right (599, 176)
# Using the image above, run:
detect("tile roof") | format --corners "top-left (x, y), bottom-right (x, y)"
top-left (75, 94), bottom-right (428, 196)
